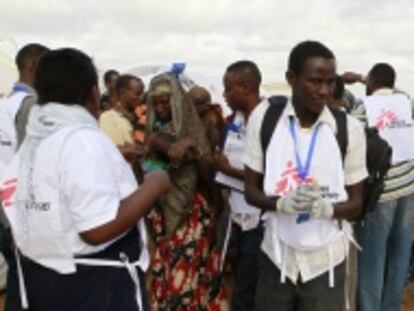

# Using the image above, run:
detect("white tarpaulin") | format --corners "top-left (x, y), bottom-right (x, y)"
top-left (127, 63), bottom-right (232, 115)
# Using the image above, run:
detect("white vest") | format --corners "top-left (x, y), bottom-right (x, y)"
top-left (216, 111), bottom-right (260, 214)
top-left (0, 92), bottom-right (30, 179)
top-left (0, 126), bottom-right (149, 274)
top-left (364, 93), bottom-right (414, 164)
top-left (263, 111), bottom-right (348, 251)
top-left (215, 112), bottom-right (245, 192)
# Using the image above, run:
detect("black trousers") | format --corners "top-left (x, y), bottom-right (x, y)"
top-left (20, 228), bottom-right (147, 311)
top-left (232, 224), bottom-right (264, 311)
top-left (255, 251), bottom-right (345, 311)
top-left (0, 228), bottom-right (22, 311)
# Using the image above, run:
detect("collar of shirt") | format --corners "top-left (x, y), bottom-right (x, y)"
top-left (11, 82), bottom-right (36, 97)
top-left (284, 99), bottom-right (338, 133)
top-left (372, 88), bottom-right (394, 96)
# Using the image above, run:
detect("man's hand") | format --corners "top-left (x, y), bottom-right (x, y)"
top-left (213, 150), bottom-right (232, 174)
top-left (276, 188), bottom-right (313, 215)
top-left (341, 72), bottom-right (365, 85)
top-left (119, 143), bottom-right (140, 162)
top-left (300, 182), bottom-right (334, 219)
top-left (167, 138), bottom-right (194, 166)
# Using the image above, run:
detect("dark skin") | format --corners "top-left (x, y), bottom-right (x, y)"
top-left (19, 57), bottom-right (42, 86)
top-left (214, 70), bottom-right (261, 180)
top-left (245, 57), bottom-right (364, 220)
top-left (148, 94), bottom-right (212, 184)
top-left (117, 79), bottom-right (144, 161)
top-left (79, 86), bottom-right (171, 245)
top-left (105, 73), bottom-right (119, 99)
top-left (118, 79), bottom-right (144, 113)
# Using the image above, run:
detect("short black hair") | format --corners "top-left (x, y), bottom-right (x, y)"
top-left (368, 63), bottom-right (396, 88)
top-left (288, 41), bottom-right (335, 75)
top-left (115, 74), bottom-right (142, 95)
top-left (226, 60), bottom-right (262, 93)
top-left (103, 69), bottom-right (119, 84)
top-left (34, 48), bottom-right (98, 106)
top-left (15, 43), bottom-right (49, 71)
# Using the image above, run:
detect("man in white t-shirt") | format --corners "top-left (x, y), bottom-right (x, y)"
top-left (0, 48), bottom-right (170, 311)
top-left (244, 41), bottom-right (367, 311)
top-left (0, 43), bottom-right (49, 311)
top-left (214, 60), bottom-right (263, 310)
top-left (350, 63), bottom-right (414, 311)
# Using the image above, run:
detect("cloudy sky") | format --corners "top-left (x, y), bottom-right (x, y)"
top-left (1, 0), bottom-right (413, 97)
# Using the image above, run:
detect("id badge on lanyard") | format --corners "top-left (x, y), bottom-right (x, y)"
top-left (288, 117), bottom-right (321, 223)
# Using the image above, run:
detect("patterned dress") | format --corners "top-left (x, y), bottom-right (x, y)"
top-left (145, 74), bottom-right (229, 310)
top-left (149, 193), bottom-right (229, 310)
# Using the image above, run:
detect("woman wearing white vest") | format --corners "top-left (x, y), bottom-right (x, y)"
top-left (0, 48), bottom-right (170, 311)
top-left (244, 41), bottom-right (367, 311)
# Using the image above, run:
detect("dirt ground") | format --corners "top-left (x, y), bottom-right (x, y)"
top-left (0, 284), bottom-right (411, 310)
top-left (403, 283), bottom-right (414, 311)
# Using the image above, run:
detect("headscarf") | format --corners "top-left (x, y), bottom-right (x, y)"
top-left (146, 74), bottom-right (209, 156)
top-left (145, 74), bottom-right (210, 235)
top-left (187, 86), bottom-right (212, 105)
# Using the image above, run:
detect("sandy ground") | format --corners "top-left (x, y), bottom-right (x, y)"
top-left (403, 283), bottom-right (414, 311)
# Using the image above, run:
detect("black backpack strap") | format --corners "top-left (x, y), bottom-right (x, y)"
top-left (329, 108), bottom-right (348, 162)
top-left (260, 96), bottom-right (288, 168)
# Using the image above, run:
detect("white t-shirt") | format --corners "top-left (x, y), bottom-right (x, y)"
top-left (243, 99), bottom-right (367, 283)
top-left (45, 128), bottom-right (137, 255)
top-left (0, 92), bottom-right (29, 179)
top-left (244, 100), bottom-right (367, 185)
top-left (215, 111), bottom-right (261, 230)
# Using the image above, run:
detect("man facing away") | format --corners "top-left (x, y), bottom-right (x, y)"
top-left (244, 40), bottom-right (367, 311)
top-left (353, 63), bottom-right (414, 311)
top-left (214, 60), bottom-right (263, 310)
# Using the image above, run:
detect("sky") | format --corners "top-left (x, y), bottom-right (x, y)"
top-left (1, 0), bottom-right (414, 98)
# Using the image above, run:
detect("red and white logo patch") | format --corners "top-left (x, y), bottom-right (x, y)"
top-left (376, 109), bottom-right (398, 130)
top-left (275, 161), bottom-right (313, 196)
top-left (0, 178), bottom-right (17, 208)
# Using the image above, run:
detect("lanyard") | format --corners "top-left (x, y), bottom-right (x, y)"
top-left (288, 117), bottom-right (320, 182)
top-left (227, 121), bottom-right (242, 133)
top-left (12, 84), bottom-right (31, 94)
top-left (289, 117), bottom-right (321, 224)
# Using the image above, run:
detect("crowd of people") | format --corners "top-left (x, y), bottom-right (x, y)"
top-left (0, 40), bottom-right (412, 311)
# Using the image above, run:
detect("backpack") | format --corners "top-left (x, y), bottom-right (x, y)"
top-left (260, 95), bottom-right (392, 220)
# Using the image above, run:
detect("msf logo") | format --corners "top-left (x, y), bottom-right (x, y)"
top-left (0, 178), bottom-right (17, 208)
top-left (376, 109), bottom-right (398, 130)
top-left (275, 161), bottom-right (313, 196)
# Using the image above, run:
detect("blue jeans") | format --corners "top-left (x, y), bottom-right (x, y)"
top-left (355, 192), bottom-right (414, 311)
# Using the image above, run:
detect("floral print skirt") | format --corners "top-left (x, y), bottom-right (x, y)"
top-left (149, 193), bottom-right (229, 310)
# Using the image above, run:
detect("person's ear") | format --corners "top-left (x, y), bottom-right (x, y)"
top-left (27, 59), bottom-right (37, 75)
top-left (87, 85), bottom-right (101, 118)
top-left (285, 70), bottom-right (296, 88)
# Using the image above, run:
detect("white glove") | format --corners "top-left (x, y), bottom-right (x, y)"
top-left (276, 188), bottom-right (313, 215)
top-left (300, 181), bottom-right (334, 219)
